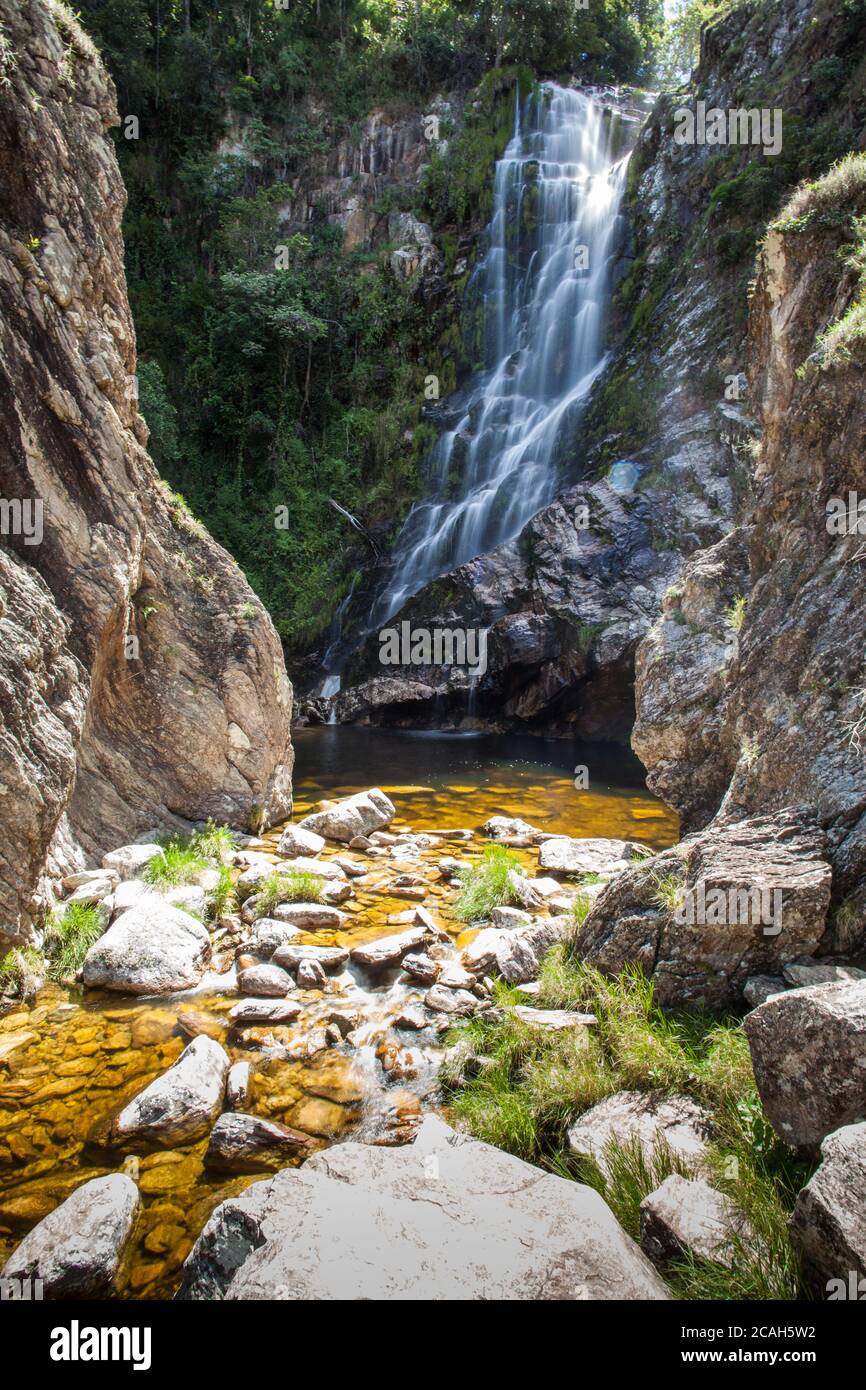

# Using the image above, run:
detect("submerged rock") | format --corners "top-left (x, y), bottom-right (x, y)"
top-left (744, 979), bottom-right (866, 1147)
top-left (178, 1116), bottom-right (669, 1300)
top-left (82, 900), bottom-right (210, 995)
top-left (298, 788), bottom-right (396, 843)
top-left (110, 1036), bottom-right (229, 1148)
top-left (1, 1173), bottom-right (140, 1298)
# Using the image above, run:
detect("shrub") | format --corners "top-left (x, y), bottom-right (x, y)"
top-left (455, 843), bottom-right (522, 923)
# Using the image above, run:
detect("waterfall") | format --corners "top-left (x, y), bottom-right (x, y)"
top-left (323, 83), bottom-right (630, 688)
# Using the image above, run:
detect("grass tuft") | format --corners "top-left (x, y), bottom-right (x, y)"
top-left (44, 903), bottom-right (103, 982)
top-left (455, 843), bottom-right (522, 922)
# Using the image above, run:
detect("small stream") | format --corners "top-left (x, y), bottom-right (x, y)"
top-left (0, 729), bottom-right (677, 1298)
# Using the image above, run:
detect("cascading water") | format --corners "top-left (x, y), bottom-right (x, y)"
top-left (363, 83), bottom-right (631, 635)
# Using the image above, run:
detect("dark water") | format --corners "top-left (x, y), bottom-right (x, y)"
top-left (292, 726), bottom-right (679, 848)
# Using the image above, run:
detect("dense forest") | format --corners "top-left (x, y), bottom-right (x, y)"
top-left (75, 0), bottom-right (694, 658)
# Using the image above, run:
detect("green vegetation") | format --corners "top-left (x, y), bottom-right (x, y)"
top-left (455, 842), bottom-right (521, 922)
top-left (0, 946), bottom-right (44, 999)
top-left (256, 869), bottom-right (323, 917)
top-left (443, 949), bottom-right (811, 1298)
top-left (43, 904), bottom-right (103, 983)
top-left (144, 820), bottom-right (235, 917)
top-left (725, 593), bottom-right (747, 632)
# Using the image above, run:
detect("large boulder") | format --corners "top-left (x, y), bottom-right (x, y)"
top-left (298, 788), bottom-right (396, 843)
top-left (568, 1091), bottom-right (713, 1178)
top-left (82, 899), bottom-right (210, 995)
top-left (0, 1174), bottom-right (140, 1297)
top-left (462, 918), bottom-right (568, 983)
top-left (574, 811), bottom-right (832, 1008)
top-left (743, 979), bottom-right (866, 1147)
top-left (110, 1036), bottom-right (229, 1148)
top-left (790, 1122), bottom-right (866, 1285)
top-left (178, 1116), bottom-right (669, 1300)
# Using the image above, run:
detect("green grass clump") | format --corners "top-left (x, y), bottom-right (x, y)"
top-left (256, 870), bottom-right (323, 917)
top-left (44, 903), bottom-right (103, 982)
top-left (444, 950), bottom-right (811, 1300)
top-left (144, 841), bottom-right (208, 888)
top-left (144, 820), bottom-right (235, 903)
top-left (455, 844), bottom-right (521, 923)
top-left (725, 594), bottom-right (747, 632)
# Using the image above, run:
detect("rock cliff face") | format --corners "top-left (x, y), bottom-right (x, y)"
top-left (635, 156), bottom-right (866, 919)
top-left (0, 0), bottom-right (293, 946)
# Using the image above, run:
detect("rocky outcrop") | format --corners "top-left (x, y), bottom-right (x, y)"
top-left (632, 56), bottom-right (866, 914)
top-left (574, 810), bottom-right (832, 1007)
top-left (0, 0), bottom-right (293, 947)
top-left (178, 1115), bottom-right (669, 1300)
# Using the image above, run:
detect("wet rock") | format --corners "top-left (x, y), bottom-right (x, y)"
top-left (351, 926), bottom-right (430, 971)
top-left (178, 1116), bottom-right (669, 1300)
top-left (250, 918), bottom-right (304, 957)
top-left (574, 811), bottom-right (832, 1008)
top-left (567, 1091), bottom-right (713, 1178)
top-left (226, 1061), bottom-right (252, 1109)
top-left (481, 816), bottom-right (543, 842)
top-left (376, 1038), bottom-right (418, 1081)
top-left (424, 985), bottom-right (479, 1015)
top-left (272, 943), bottom-right (349, 974)
top-left (297, 960), bottom-right (327, 990)
top-left (321, 880), bottom-right (353, 904)
top-left (437, 962), bottom-right (476, 990)
top-left (790, 1122), bottom-right (866, 1284)
top-left (371, 1090), bottom-right (423, 1146)
top-left (229, 999), bottom-right (302, 1026)
top-left (111, 1037), bottom-right (229, 1148)
top-left (271, 902), bottom-right (346, 930)
top-left (462, 918), bottom-right (567, 984)
top-left (640, 1175), bottom-right (752, 1269)
top-left (744, 979), bottom-right (866, 1147)
top-left (205, 1113), bottom-right (313, 1173)
top-left (540, 836), bottom-right (644, 875)
top-left (176, 1011), bottom-right (225, 1042)
top-left (82, 900), bottom-right (210, 995)
top-left (102, 844), bottom-right (163, 880)
top-left (393, 1005), bottom-right (428, 1031)
top-left (0, 1173), bottom-right (140, 1298)
top-left (237, 964), bottom-right (294, 998)
top-left (298, 788), bottom-right (396, 843)
top-left (291, 1096), bottom-right (351, 1137)
top-left (325, 1023), bottom-right (343, 1046)
top-left (276, 824), bottom-right (326, 858)
top-left (401, 952), bottom-right (439, 985)
top-left (326, 1008), bottom-right (362, 1038)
